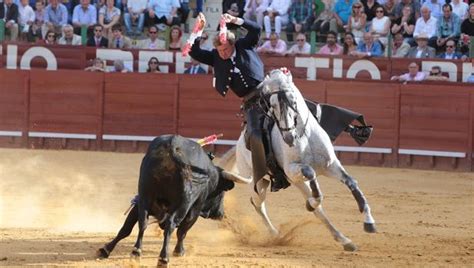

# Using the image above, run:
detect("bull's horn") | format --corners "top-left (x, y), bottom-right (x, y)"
top-left (222, 171), bottom-right (253, 184)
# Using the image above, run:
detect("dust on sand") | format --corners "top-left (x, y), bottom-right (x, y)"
top-left (0, 148), bottom-right (473, 267)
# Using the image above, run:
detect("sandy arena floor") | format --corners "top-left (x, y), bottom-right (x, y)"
top-left (0, 148), bottom-right (472, 267)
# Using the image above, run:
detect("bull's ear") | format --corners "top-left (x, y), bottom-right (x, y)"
top-left (221, 170), bottom-right (252, 184)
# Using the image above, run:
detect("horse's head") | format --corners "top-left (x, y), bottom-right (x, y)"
top-left (261, 68), bottom-right (304, 147)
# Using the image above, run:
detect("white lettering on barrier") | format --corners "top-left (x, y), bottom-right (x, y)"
top-left (462, 62), bottom-right (473, 82)
top-left (96, 49), bottom-right (134, 72)
top-left (19, 46), bottom-right (58, 70)
top-left (294, 57), bottom-right (329, 80)
top-left (333, 58), bottom-right (343, 78)
top-left (346, 60), bottom-right (381, 80)
top-left (137, 51), bottom-right (173, 73)
top-left (422, 61), bottom-right (458, 82)
top-left (6, 45), bottom-right (18, 70)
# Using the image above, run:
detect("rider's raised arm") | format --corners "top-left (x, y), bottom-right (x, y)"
top-left (190, 38), bottom-right (215, 67)
top-left (235, 18), bottom-right (261, 49)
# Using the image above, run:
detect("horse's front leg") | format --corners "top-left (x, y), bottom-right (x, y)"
top-left (286, 163), bottom-right (322, 211)
top-left (250, 178), bottom-right (279, 236)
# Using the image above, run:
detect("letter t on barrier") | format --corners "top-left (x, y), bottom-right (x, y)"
top-left (295, 57), bottom-right (330, 81)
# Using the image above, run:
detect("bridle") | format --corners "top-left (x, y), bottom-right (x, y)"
top-left (260, 89), bottom-right (309, 140)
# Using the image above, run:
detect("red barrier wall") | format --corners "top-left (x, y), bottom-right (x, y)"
top-left (0, 68), bottom-right (472, 171)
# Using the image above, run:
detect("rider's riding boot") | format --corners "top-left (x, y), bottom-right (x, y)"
top-left (249, 133), bottom-right (267, 190)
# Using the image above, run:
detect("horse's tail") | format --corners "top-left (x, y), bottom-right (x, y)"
top-left (216, 146), bottom-right (237, 172)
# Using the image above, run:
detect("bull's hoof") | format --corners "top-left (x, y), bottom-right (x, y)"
top-left (96, 247), bottom-right (110, 259)
top-left (343, 242), bottom-right (358, 252)
top-left (157, 257), bottom-right (169, 267)
top-left (364, 223), bottom-right (377, 233)
top-left (173, 249), bottom-right (185, 257)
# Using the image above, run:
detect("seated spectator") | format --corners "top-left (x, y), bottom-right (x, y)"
top-left (244, 0), bottom-right (269, 27)
top-left (286, 33), bottom-right (311, 55)
top-left (146, 0), bottom-right (180, 27)
top-left (58, 24), bottom-right (82, 45)
top-left (286, 0), bottom-right (312, 42)
top-left (86, 24), bottom-right (109, 47)
top-left (98, 0), bottom-right (120, 39)
top-left (111, 59), bottom-right (129, 73)
top-left (199, 31), bottom-right (212, 51)
top-left (109, 24), bottom-right (132, 49)
top-left (179, 0), bottom-right (190, 32)
top-left (223, 0), bottom-right (245, 27)
top-left (437, 39), bottom-right (465, 59)
top-left (185, 58), bottom-right (207, 74)
top-left (146, 57), bottom-right (161, 73)
top-left (460, 4), bottom-right (474, 54)
top-left (0, 0), bottom-right (19, 41)
top-left (263, 0), bottom-right (291, 38)
top-left (422, 0), bottom-right (444, 19)
top-left (407, 34), bottom-right (436, 58)
top-left (370, 6), bottom-right (391, 46)
top-left (343, 32), bottom-right (358, 55)
top-left (362, 0), bottom-right (380, 24)
top-left (257, 32), bottom-right (287, 55)
top-left (425, 65), bottom-right (449, 81)
top-left (309, 0), bottom-right (334, 41)
top-left (386, 32), bottom-right (410, 57)
top-left (346, 1), bottom-right (367, 43)
top-left (436, 4), bottom-right (461, 50)
top-left (351, 32), bottom-right (383, 57)
top-left (414, 6), bottom-right (438, 47)
top-left (29, 0), bottom-right (46, 42)
top-left (139, 25), bottom-right (166, 50)
top-left (168, 25), bottom-right (183, 51)
top-left (72, 0), bottom-right (97, 37)
top-left (391, 62), bottom-right (426, 82)
top-left (44, 30), bottom-right (57, 44)
top-left (383, 0), bottom-right (396, 21)
top-left (18, 0), bottom-right (35, 41)
top-left (391, 5), bottom-right (415, 44)
top-left (450, 0), bottom-right (469, 20)
top-left (124, 0), bottom-right (147, 36)
top-left (44, 0), bottom-right (68, 36)
top-left (331, 0), bottom-right (353, 33)
top-left (318, 30), bottom-right (343, 55)
top-left (394, 0), bottom-right (420, 21)
top-left (84, 57), bottom-right (106, 72)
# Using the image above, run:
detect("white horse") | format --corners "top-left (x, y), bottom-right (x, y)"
top-left (227, 69), bottom-right (376, 251)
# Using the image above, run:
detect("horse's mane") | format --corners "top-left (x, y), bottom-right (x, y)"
top-left (261, 69), bottom-right (295, 95)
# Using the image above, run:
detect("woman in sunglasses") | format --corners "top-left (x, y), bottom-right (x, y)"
top-left (146, 57), bottom-right (161, 73)
top-left (44, 30), bottom-right (57, 45)
top-left (347, 2), bottom-right (367, 43)
top-left (370, 6), bottom-right (391, 46)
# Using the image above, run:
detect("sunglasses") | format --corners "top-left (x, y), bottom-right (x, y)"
top-left (353, 6), bottom-right (361, 8)
top-left (376, 10), bottom-right (384, 13)
top-left (296, 39), bottom-right (305, 41)
top-left (95, 29), bottom-right (102, 32)
top-left (446, 45), bottom-right (455, 48)
top-left (47, 34), bottom-right (55, 38)
top-left (149, 61), bottom-right (158, 64)
top-left (431, 72), bottom-right (440, 75)
top-left (149, 31), bottom-right (157, 34)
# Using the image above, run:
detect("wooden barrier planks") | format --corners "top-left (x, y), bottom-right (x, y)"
top-left (0, 70), bottom-right (27, 133)
top-left (103, 73), bottom-right (178, 136)
top-left (178, 75), bottom-right (242, 139)
top-left (29, 69), bottom-right (102, 134)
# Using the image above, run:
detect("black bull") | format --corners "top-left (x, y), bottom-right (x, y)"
top-left (97, 135), bottom-right (251, 265)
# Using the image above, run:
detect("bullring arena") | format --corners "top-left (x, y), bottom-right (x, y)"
top-left (0, 148), bottom-right (472, 267)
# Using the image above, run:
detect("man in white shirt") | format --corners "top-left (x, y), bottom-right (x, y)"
top-left (139, 25), bottom-right (166, 49)
top-left (18, 0), bottom-right (34, 36)
top-left (450, 0), bottom-right (468, 20)
top-left (124, 0), bottom-right (147, 35)
top-left (58, 24), bottom-right (82, 45)
top-left (413, 6), bottom-right (438, 47)
top-left (286, 33), bottom-right (311, 55)
top-left (244, 0), bottom-right (269, 27)
top-left (263, 0), bottom-right (291, 38)
top-left (147, 0), bottom-right (180, 27)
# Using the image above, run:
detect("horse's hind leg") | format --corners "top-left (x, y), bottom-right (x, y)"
top-left (294, 180), bottom-right (357, 252)
top-left (250, 178), bottom-right (279, 236)
top-left (326, 162), bottom-right (377, 233)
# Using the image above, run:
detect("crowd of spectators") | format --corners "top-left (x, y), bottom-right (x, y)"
top-left (0, 0), bottom-right (472, 78)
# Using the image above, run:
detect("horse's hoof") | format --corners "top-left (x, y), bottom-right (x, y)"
top-left (130, 248), bottom-right (141, 261)
top-left (96, 247), bottom-right (110, 259)
top-left (343, 242), bottom-right (358, 252)
top-left (157, 258), bottom-right (169, 267)
top-left (305, 197), bottom-right (320, 212)
top-left (364, 223), bottom-right (377, 233)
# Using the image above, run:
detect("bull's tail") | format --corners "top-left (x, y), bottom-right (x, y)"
top-left (216, 146), bottom-right (237, 172)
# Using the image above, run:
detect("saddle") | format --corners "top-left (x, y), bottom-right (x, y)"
top-left (244, 99), bottom-right (373, 192)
